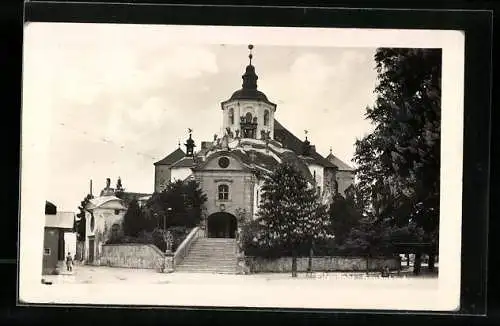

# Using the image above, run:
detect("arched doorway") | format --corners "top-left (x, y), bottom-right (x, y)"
top-left (207, 212), bottom-right (237, 238)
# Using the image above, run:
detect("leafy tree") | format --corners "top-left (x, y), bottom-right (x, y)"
top-left (328, 193), bottom-right (363, 247)
top-left (74, 193), bottom-right (94, 242)
top-left (353, 48), bottom-right (441, 274)
top-left (253, 163), bottom-right (333, 277)
top-left (143, 180), bottom-right (207, 230)
top-left (122, 199), bottom-right (145, 237)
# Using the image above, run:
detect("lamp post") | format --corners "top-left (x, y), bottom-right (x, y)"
top-left (165, 207), bottom-right (172, 232)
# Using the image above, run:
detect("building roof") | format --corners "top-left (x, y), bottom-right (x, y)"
top-left (170, 156), bottom-right (195, 168)
top-left (222, 63), bottom-right (276, 107)
top-left (119, 192), bottom-right (152, 205)
top-left (45, 211), bottom-right (75, 229)
top-left (326, 153), bottom-right (354, 171)
top-left (197, 139), bottom-right (314, 184)
top-left (273, 120), bottom-right (336, 168)
top-left (154, 148), bottom-right (185, 166)
top-left (87, 196), bottom-right (126, 210)
top-left (45, 201), bottom-right (57, 215)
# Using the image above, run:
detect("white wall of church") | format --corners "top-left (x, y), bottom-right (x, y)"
top-left (336, 171), bottom-right (355, 196)
top-left (170, 167), bottom-right (192, 182)
top-left (308, 164), bottom-right (324, 194)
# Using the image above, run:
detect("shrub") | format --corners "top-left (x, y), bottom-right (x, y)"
top-left (105, 226), bottom-right (191, 253)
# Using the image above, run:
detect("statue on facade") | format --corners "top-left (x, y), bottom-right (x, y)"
top-left (100, 177), bottom-right (115, 196)
top-left (235, 129), bottom-right (240, 138)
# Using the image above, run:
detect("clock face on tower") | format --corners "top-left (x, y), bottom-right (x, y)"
top-left (218, 157), bottom-right (230, 168)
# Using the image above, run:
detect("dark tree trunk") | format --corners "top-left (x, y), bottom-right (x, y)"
top-left (413, 252), bottom-right (422, 275)
top-left (366, 254), bottom-right (370, 275)
top-left (428, 253), bottom-right (436, 272)
top-left (307, 239), bottom-right (313, 273)
top-left (292, 249), bottom-right (298, 278)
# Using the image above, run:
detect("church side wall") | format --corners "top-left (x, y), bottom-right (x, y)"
top-left (170, 167), bottom-right (192, 183)
top-left (336, 171), bottom-right (355, 196)
top-left (154, 165), bottom-right (171, 193)
top-left (324, 167), bottom-right (336, 195)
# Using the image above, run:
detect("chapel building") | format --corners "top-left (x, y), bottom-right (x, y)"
top-left (153, 45), bottom-right (354, 239)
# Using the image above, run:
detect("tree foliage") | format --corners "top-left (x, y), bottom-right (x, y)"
top-left (143, 180), bottom-right (207, 230)
top-left (328, 192), bottom-right (364, 246)
top-left (122, 199), bottom-right (145, 237)
top-left (353, 48), bottom-right (441, 260)
top-left (74, 193), bottom-right (94, 242)
top-left (251, 163), bottom-right (333, 276)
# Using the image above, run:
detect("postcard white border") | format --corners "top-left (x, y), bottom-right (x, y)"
top-left (19, 23), bottom-right (464, 311)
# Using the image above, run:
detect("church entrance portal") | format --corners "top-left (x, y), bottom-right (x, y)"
top-left (207, 212), bottom-right (237, 238)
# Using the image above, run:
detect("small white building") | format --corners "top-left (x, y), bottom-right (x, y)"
top-left (84, 196), bottom-right (127, 265)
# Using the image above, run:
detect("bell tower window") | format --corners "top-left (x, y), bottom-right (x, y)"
top-left (264, 110), bottom-right (269, 126)
top-left (241, 112), bottom-right (258, 139)
top-left (229, 108), bottom-right (234, 125)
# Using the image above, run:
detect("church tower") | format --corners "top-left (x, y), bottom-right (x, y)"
top-left (220, 45), bottom-right (277, 140)
top-left (185, 128), bottom-right (196, 157)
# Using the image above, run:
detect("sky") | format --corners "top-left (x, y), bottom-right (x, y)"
top-left (23, 23), bottom-right (378, 212)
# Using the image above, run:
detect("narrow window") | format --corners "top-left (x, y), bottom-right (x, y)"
top-left (264, 110), bottom-right (269, 126)
top-left (245, 112), bottom-right (253, 123)
top-left (218, 184), bottom-right (229, 200)
top-left (44, 248), bottom-right (51, 255)
top-left (114, 209), bottom-right (120, 215)
top-left (229, 108), bottom-right (234, 125)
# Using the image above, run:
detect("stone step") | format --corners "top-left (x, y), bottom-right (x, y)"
top-left (176, 265), bottom-right (237, 270)
top-left (175, 269), bottom-right (237, 274)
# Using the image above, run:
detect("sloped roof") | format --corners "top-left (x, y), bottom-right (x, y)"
top-left (45, 211), bottom-right (75, 229)
top-left (87, 196), bottom-right (126, 210)
top-left (198, 140), bottom-right (314, 184)
top-left (326, 153), bottom-right (354, 171)
top-left (119, 192), bottom-right (152, 205)
top-left (273, 120), bottom-right (336, 168)
top-left (171, 156), bottom-right (195, 168)
top-left (154, 148), bottom-right (185, 166)
top-left (45, 201), bottom-right (57, 215)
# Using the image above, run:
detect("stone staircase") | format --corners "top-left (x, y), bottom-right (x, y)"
top-left (175, 238), bottom-right (238, 274)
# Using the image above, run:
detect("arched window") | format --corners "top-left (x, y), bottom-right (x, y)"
top-left (264, 110), bottom-right (269, 126)
top-left (229, 108), bottom-right (234, 125)
top-left (245, 112), bottom-right (253, 123)
top-left (218, 184), bottom-right (229, 200)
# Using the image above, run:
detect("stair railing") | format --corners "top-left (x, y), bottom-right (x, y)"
top-left (173, 227), bottom-right (202, 268)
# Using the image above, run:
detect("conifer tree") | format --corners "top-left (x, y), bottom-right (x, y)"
top-left (254, 163), bottom-right (333, 277)
top-left (122, 199), bottom-right (144, 237)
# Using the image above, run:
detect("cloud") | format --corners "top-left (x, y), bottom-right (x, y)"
top-left (24, 24), bottom-right (378, 211)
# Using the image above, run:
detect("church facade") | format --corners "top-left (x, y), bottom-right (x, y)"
top-left (154, 45), bottom-right (355, 239)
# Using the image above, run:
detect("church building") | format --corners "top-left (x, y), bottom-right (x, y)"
top-left (154, 45), bottom-right (354, 239)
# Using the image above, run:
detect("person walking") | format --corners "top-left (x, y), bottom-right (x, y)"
top-left (66, 252), bottom-right (73, 272)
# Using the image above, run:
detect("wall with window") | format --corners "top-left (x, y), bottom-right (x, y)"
top-left (42, 228), bottom-right (59, 274)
